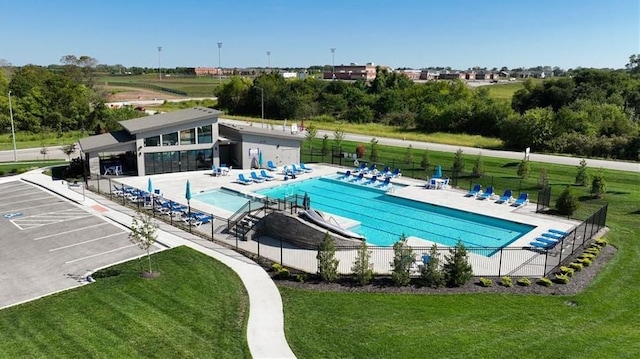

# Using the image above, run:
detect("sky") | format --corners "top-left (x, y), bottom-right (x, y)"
top-left (1, 0), bottom-right (639, 70)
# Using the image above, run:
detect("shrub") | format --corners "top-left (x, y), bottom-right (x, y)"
top-left (351, 241), bottom-right (373, 286)
top-left (317, 232), bottom-right (339, 282)
top-left (272, 263), bottom-right (290, 279)
top-left (451, 148), bottom-right (465, 173)
top-left (355, 144), bottom-right (366, 159)
top-left (591, 173), bottom-right (607, 198)
top-left (537, 277), bottom-right (553, 287)
top-left (575, 159), bottom-right (590, 186)
top-left (369, 138), bottom-right (380, 163)
top-left (404, 144), bottom-right (414, 164)
top-left (443, 240), bottom-right (473, 287)
top-left (296, 274), bottom-right (307, 283)
top-left (390, 234), bottom-right (415, 287)
top-left (559, 266), bottom-right (575, 277)
top-left (578, 257), bottom-right (592, 267)
top-left (556, 186), bottom-right (579, 217)
top-left (584, 247), bottom-right (600, 256)
top-left (579, 253), bottom-right (596, 260)
top-left (555, 273), bottom-right (570, 284)
top-left (420, 244), bottom-right (445, 288)
top-left (478, 277), bottom-right (493, 287)
top-left (321, 134), bottom-right (329, 155)
top-left (420, 150), bottom-right (431, 171)
top-left (500, 276), bottom-right (513, 287)
top-left (595, 238), bottom-right (608, 247)
top-left (517, 277), bottom-right (532, 286)
top-left (537, 168), bottom-right (549, 188)
top-left (471, 153), bottom-right (484, 177)
top-left (569, 262), bottom-right (584, 272)
top-left (517, 159), bottom-right (530, 179)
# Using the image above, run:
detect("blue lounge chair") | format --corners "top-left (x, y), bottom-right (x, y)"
top-left (465, 184), bottom-right (482, 197)
top-left (478, 186), bottom-right (494, 200)
top-left (378, 166), bottom-right (390, 177)
top-left (377, 176), bottom-right (391, 189)
top-left (191, 214), bottom-right (212, 228)
top-left (549, 229), bottom-right (570, 236)
top-left (260, 170), bottom-right (275, 181)
top-left (350, 173), bottom-right (364, 183)
top-left (363, 164), bottom-right (376, 174)
top-left (299, 163), bottom-right (313, 172)
top-left (267, 160), bottom-right (278, 172)
top-left (511, 193), bottom-right (529, 207)
top-left (535, 237), bottom-right (559, 245)
top-left (495, 189), bottom-right (513, 204)
top-left (250, 171), bottom-right (265, 183)
top-left (364, 175), bottom-right (378, 186)
top-left (386, 168), bottom-right (401, 178)
top-left (237, 174), bottom-right (253, 185)
top-left (212, 164), bottom-right (222, 177)
top-left (353, 162), bottom-right (367, 173)
top-left (542, 232), bottom-right (564, 240)
top-left (529, 241), bottom-right (555, 250)
top-left (339, 170), bottom-right (352, 180)
top-left (291, 164), bottom-right (305, 175)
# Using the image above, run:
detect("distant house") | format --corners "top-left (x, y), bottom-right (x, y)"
top-left (420, 70), bottom-right (440, 80)
top-left (195, 67), bottom-right (221, 76)
top-left (397, 69), bottom-right (421, 80)
top-left (323, 63), bottom-right (378, 80)
top-left (438, 72), bottom-right (466, 80)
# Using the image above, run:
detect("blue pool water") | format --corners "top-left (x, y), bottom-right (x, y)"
top-left (193, 188), bottom-right (263, 213)
top-left (256, 177), bottom-right (534, 250)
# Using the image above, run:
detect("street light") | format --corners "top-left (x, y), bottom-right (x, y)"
top-left (157, 46), bottom-right (162, 80)
top-left (8, 91), bottom-right (17, 162)
top-left (255, 86), bottom-right (264, 128)
top-left (330, 48), bottom-right (336, 79)
top-left (217, 42), bottom-right (223, 84)
top-left (266, 51), bottom-right (271, 70)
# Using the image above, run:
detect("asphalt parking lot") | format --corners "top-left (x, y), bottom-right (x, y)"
top-left (0, 180), bottom-right (149, 308)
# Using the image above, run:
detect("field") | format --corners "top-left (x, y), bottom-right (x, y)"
top-left (0, 131), bottom-right (86, 151)
top-left (0, 160), bottom-right (67, 175)
top-left (0, 247), bottom-right (250, 358)
top-left (97, 73), bottom-right (228, 98)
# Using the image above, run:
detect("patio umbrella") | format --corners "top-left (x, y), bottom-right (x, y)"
top-left (185, 180), bottom-right (192, 232)
top-left (258, 151), bottom-right (263, 169)
top-left (434, 164), bottom-right (442, 178)
top-left (147, 178), bottom-right (153, 193)
top-left (148, 178), bottom-right (154, 215)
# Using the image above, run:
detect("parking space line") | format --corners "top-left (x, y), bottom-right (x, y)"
top-left (65, 244), bottom-right (138, 264)
top-left (5, 202), bottom-right (65, 213)
top-left (13, 215), bottom-right (94, 230)
top-left (1, 190), bottom-right (40, 199)
top-left (33, 223), bottom-right (110, 241)
top-left (0, 196), bottom-right (52, 206)
top-left (49, 232), bottom-right (127, 252)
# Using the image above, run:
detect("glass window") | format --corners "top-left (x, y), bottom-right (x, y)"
top-left (144, 136), bottom-right (160, 147)
top-left (197, 125), bottom-right (213, 144)
top-left (162, 132), bottom-right (178, 146)
top-left (180, 128), bottom-right (196, 145)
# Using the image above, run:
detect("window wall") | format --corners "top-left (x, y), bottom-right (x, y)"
top-left (144, 124), bottom-right (213, 147)
top-left (144, 149), bottom-right (213, 175)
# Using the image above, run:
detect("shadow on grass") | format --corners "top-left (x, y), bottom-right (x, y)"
top-left (628, 209), bottom-right (640, 215)
top-left (501, 162), bottom-right (520, 168)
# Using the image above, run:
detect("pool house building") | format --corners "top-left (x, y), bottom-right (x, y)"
top-left (78, 107), bottom-right (304, 178)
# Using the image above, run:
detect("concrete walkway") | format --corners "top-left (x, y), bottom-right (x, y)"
top-left (18, 171), bottom-right (296, 359)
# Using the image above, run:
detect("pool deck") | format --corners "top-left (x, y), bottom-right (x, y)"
top-left (113, 164), bottom-right (581, 277)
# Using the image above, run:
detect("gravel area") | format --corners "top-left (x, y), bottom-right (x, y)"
top-left (274, 244), bottom-right (615, 295)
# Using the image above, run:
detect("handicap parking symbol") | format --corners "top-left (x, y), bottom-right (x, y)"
top-left (3, 212), bottom-right (23, 219)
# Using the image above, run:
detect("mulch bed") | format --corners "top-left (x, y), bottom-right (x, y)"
top-left (272, 244), bottom-right (616, 295)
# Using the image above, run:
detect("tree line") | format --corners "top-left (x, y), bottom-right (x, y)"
top-left (216, 61), bottom-right (640, 160)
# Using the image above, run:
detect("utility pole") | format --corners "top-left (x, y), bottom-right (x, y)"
top-left (266, 51), bottom-right (271, 71)
top-left (8, 91), bottom-right (17, 162)
top-left (330, 48), bottom-right (336, 80)
top-left (217, 42), bottom-right (223, 84)
top-left (157, 46), bottom-right (162, 80)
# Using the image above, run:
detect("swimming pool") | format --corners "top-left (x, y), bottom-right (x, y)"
top-left (256, 177), bottom-right (534, 250)
top-left (192, 188), bottom-right (263, 213)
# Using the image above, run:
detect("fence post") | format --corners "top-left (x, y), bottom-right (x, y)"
top-left (543, 249), bottom-right (549, 277)
top-left (211, 213), bottom-right (215, 241)
top-left (498, 248), bottom-right (503, 277)
top-left (280, 237), bottom-right (283, 265)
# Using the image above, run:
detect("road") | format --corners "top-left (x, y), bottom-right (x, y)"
top-left (1, 123), bottom-right (637, 173)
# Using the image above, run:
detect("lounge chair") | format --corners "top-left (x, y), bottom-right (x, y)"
top-left (192, 215), bottom-right (212, 228)
top-left (267, 160), bottom-right (278, 172)
top-left (511, 193), bottom-right (529, 207)
top-left (250, 171), bottom-right (265, 183)
top-left (112, 184), bottom-right (124, 196)
top-left (542, 232), bottom-right (564, 240)
top-left (386, 168), bottom-right (401, 178)
top-left (212, 164), bottom-right (222, 177)
top-left (535, 237), bottom-right (559, 245)
top-left (465, 184), bottom-right (482, 197)
top-left (495, 189), bottom-right (513, 204)
top-left (353, 162), bottom-right (367, 173)
top-left (237, 174), bottom-right (253, 185)
top-left (349, 173), bottom-right (364, 183)
top-left (529, 241), bottom-right (555, 250)
top-left (478, 186), bottom-right (495, 200)
top-left (290, 164), bottom-right (305, 175)
top-left (377, 176), bottom-right (391, 189)
top-left (259, 170), bottom-right (275, 181)
top-left (299, 163), bottom-right (313, 173)
top-left (378, 166), bottom-right (390, 177)
top-left (363, 164), bottom-right (376, 174)
top-left (363, 175), bottom-right (378, 186)
top-left (549, 229), bottom-right (570, 236)
top-left (339, 170), bottom-right (352, 180)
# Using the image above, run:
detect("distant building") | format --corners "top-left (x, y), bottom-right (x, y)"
top-left (397, 69), bottom-right (421, 80)
top-left (323, 63), bottom-right (378, 80)
top-left (195, 67), bottom-right (221, 76)
top-left (420, 70), bottom-right (440, 80)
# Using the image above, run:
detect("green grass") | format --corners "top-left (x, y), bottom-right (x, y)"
top-left (287, 139), bottom-right (640, 358)
top-left (0, 131), bottom-right (86, 151)
top-left (0, 247), bottom-right (250, 358)
top-left (97, 73), bottom-right (228, 97)
top-left (483, 81), bottom-right (524, 102)
top-left (0, 160), bottom-right (68, 175)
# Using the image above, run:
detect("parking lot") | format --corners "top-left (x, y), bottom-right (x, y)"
top-left (0, 180), bottom-right (150, 308)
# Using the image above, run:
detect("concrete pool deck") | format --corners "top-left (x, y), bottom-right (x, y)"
top-left (111, 164), bottom-right (581, 277)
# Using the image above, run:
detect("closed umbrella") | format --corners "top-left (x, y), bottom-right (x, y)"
top-left (147, 178), bottom-right (153, 193)
top-left (148, 178), bottom-right (154, 215)
top-left (258, 151), bottom-right (263, 169)
top-left (434, 165), bottom-right (442, 179)
top-left (185, 180), bottom-right (192, 232)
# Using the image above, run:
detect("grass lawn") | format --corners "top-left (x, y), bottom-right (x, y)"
top-left (0, 247), bottom-right (250, 358)
top-left (0, 160), bottom-right (68, 175)
top-left (286, 139), bottom-right (640, 358)
top-left (97, 73), bottom-right (227, 97)
top-left (0, 131), bottom-right (86, 151)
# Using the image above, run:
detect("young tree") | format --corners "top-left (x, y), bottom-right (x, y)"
top-left (390, 233), bottom-right (415, 286)
top-left (370, 138), bottom-right (379, 162)
top-left (317, 232), bottom-right (339, 282)
top-left (420, 244), bottom-right (445, 288)
top-left (61, 143), bottom-right (77, 161)
top-left (556, 186), bottom-right (579, 217)
top-left (443, 240), bottom-right (473, 287)
top-left (351, 241), bottom-right (373, 286)
top-left (40, 146), bottom-right (48, 160)
top-left (575, 159), bottom-right (589, 186)
top-left (321, 134), bottom-right (329, 156)
top-left (404, 144), bottom-right (414, 164)
top-left (304, 124), bottom-right (318, 153)
top-left (517, 159), bottom-right (530, 179)
top-left (537, 167), bottom-right (549, 188)
top-left (471, 153), bottom-right (484, 178)
top-left (333, 126), bottom-right (345, 150)
top-left (452, 148), bottom-right (465, 174)
top-left (591, 173), bottom-right (607, 199)
top-left (420, 149), bottom-right (431, 174)
top-left (129, 213), bottom-right (158, 275)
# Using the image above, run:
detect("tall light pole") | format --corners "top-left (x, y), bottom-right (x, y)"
top-left (255, 86), bottom-right (264, 128)
top-left (330, 48), bottom-right (336, 79)
top-left (217, 42), bottom-right (223, 84)
top-left (266, 51), bottom-right (271, 70)
top-left (8, 91), bottom-right (17, 162)
top-left (157, 46), bottom-right (162, 80)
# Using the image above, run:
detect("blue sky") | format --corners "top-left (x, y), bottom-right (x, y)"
top-left (1, 0), bottom-right (638, 70)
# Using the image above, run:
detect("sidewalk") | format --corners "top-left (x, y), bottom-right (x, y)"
top-left (20, 171), bottom-right (296, 359)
